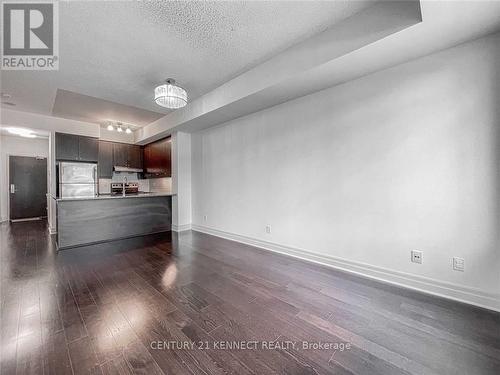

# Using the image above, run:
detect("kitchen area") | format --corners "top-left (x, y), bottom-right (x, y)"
top-left (53, 132), bottom-right (174, 250)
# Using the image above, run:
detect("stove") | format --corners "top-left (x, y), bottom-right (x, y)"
top-left (111, 182), bottom-right (139, 195)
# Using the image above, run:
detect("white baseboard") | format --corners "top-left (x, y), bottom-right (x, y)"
top-left (172, 223), bottom-right (192, 232)
top-left (191, 224), bottom-right (500, 312)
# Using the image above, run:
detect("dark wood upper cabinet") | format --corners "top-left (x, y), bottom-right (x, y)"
top-left (112, 143), bottom-right (142, 169)
top-left (56, 133), bottom-right (98, 162)
top-left (128, 145), bottom-right (142, 169)
top-left (98, 141), bottom-right (113, 178)
top-left (112, 143), bottom-right (128, 167)
top-left (57, 132), bottom-right (144, 174)
top-left (143, 137), bottom-right (171, 177)
top-left (78, 136), bottom-right (99, 162)
top-left (55, 133), bottom-right (79, 161)
top-left (164, 139), bottom-right (171, 176)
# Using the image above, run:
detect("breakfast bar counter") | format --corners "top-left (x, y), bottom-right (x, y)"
top-left (54, 193), bottom-right (173, 250)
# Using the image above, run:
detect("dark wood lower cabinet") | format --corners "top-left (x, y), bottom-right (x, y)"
top-left (56, 196), bottom-right (171, 249)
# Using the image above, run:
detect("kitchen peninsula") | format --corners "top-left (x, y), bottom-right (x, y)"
top-left (53, 132), bottom-right (174, 250)
top-left (55, 193), bottom-right (173, 249)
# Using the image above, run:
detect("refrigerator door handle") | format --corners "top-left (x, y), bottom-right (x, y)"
top-left (59, 162), bottom-right (63, 182)
top-left (93, 166), bottom-right (97, 196)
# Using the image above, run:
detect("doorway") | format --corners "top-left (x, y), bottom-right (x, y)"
top-left (9, 155), bottom-right (48, 221)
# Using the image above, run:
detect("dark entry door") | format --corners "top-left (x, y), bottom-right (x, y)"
top-left (9, 156), bottom-right (47, 221)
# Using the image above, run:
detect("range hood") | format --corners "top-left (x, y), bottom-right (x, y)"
top-left (114, 166), bottom-right (143, 173)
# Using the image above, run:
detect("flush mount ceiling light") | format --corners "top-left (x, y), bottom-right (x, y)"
top-left (107, 124), bottom-right (114, 131)
top-left (5, 127), bottom-right (36, 138)
top-left (154, 78), bottom-right (187, 109)
top-left (117, 125), bottom-right (123, 133)
top-left (125, 127), bottom-right (132, 134)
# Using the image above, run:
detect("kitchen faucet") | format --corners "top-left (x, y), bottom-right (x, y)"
top-left (122, 176), bottom-right (127, 196)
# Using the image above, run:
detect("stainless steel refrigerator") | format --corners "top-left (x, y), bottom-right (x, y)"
top-left (58, 162), bottom-right (98, 198)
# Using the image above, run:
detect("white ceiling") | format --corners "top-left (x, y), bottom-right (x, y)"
top-left (0, 0), bottom-right (374, 125)
top-left (137, 0), bottom-right (500, 142)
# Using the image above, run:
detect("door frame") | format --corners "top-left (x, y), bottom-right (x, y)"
top-left (7, 153), bottom-right (49, 222)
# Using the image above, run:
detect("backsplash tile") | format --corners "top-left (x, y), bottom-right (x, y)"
top-left (98, 179), bottom-right (111, 194)
top-left (98, 176), bottom-right (170, 194)
top-left (150, 177), bottom-right (172, 193)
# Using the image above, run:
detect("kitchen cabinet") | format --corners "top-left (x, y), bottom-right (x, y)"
top-left (79, 136), bottom-right (99, 162)
top-left (112, 143), bottom-right (128, 167)
top-left (56, 133), bottom-right (79, 161)
top-left (143, 137), bottom-right (171, 177)
top-left (98, 141), bottom-right (113, 178)
top-left (113, 143), bottom-right (142, 169)
top-left (57, 133), bottom-right (144, 176)
top-left (163, 139), bottom-right (172, 176)
top-left (56, 133), bottom-right (98, 162)
top-left (128, 145), bottom-right (142, 169)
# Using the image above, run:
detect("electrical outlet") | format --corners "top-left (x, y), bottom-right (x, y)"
top-left (265, 225), bottom-right (271, 234)
top-left (453, 257), bottom-right (465, 272)
top-left (203, 215), bottom-right (208, 222)
top-left (411, 250), bottom-right (422, 264)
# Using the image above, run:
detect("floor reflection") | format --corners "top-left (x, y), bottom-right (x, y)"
top-left (2, 219), bottom-right (499, 375)
top-left (161, 262), bottom-right (178, 290)
top-left (0, 219), bottom-right (177, 374)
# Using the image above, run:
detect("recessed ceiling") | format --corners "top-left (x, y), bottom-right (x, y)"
top-left (0, 0), bottom-right (375, 122)
top-left (52, 89), bottom-right (164, 127)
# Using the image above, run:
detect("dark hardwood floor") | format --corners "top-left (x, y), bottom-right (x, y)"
top-left (1, 220), bottom-right (499, 375)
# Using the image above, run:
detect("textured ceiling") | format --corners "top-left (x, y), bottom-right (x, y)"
top-left (0, 0), bottom-right (374, 124)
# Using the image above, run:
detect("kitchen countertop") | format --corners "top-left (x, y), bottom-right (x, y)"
top-left (52, 192), bottom-right (175, 202)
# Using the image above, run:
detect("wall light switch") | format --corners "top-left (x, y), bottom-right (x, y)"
top-left (453, 257), bottom-right (465, 272)
top-left (203, 215), bottom-right (208, 222)
top-left (411, 250), bottom-right (422, 264)
top-left (265, 225), bottom-right (271, 234)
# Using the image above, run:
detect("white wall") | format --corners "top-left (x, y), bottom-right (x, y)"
top-left (191, 32), bottom-right (500, 310)
top-left (0, 108), bottom-right (102, 230)
top-left (0, 134), bottom-right (49, 221)
top-left (172, 132), bottom-right (192, 231)
top-left (99, 129), bottom-right (135, 143)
